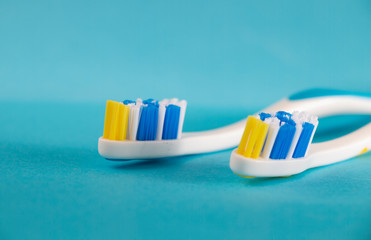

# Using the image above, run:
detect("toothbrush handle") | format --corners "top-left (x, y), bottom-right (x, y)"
top-left (190, 88), bottom-right (371, 155)
top-left (190, 88), bottom-right (371, 152)
top-left (309, 122), bottom-right (371, 168)
top-left (264, 88), bottom-right (371, 117)
top-left (288, 88), bottom-right (371, 100)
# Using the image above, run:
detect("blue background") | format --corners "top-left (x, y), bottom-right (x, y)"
top-left (1, 0), bottom-right (371, 239)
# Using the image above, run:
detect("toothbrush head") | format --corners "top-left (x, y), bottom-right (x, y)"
top-left (102, 98), bottom-right (187, 142)
top-left (230, 111), bottom-right (319, 177)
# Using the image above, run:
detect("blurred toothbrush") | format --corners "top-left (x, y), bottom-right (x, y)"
top-left (230, 111), bottom-right (371, 177)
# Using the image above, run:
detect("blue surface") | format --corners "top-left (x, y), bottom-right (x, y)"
top-left (1, 0), bottom-right (371, 239)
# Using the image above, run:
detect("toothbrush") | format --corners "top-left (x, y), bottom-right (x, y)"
top-left (230, 111), bottom-right (371, 178)
top-left (98, 89), bottom-right (371, 160)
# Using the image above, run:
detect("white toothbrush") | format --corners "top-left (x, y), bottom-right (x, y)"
top-left (98, 89), bottom-right (371, 161)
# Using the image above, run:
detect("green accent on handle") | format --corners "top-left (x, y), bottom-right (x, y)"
top-left (289, 88), bottom-right (371, 100)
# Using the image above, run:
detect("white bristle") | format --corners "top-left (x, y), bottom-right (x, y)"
top-left (161, 99), bottom-right (170, 105)
top-left (129, 104), bottom-right (141, 141)
top-left (169, 98), bottom-right (178, 105)
top-left (156, 103), bottom-right (166, 140)
top-left (126, 103), bottom-right (134, 139)
top-left (287, 111), bottom-right (303, 159)
top-left (304, 115), bottom-right (319, 157)
top-left (136, 98), bottom-right (142, 105)
top-left (264, 117), bottom-right (272, 124)
top-left (260, 118), bottom-right (280, 159)
top-left (176, 100), bottom-right (187, 139)
top-left (261, 117), bottom-right (273, 157)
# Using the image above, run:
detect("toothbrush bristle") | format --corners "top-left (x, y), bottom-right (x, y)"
top-left (115, 103), bottom-right (130, 141)
top-left (137, 103), bottom-right (159, 141)
top-left (155, 103), bottom-right (166, 140)
top-left (162, 104), bottom-right (181, 140)
top-left (237, 111), bottom-right (318, 160)
top-left (103, 100), bottom-right (119, 140)
top-left (269, 123), bottom-right (296, 159)
top-left (103, 98), bottom-right (187, 141)
top-left (236, 116), bottom-right (269, 158)
top-left (177, 100), bottom-right (187, 139)
top-left (293, 121), bottom-right (316, 158)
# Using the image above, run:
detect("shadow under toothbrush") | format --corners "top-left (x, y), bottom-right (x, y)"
top-left (110, 155), bottom-right (196, 170)
top-left (109, 148), bottom-right (234, 170)
top-left (107, 149), bottom-right (242, 185)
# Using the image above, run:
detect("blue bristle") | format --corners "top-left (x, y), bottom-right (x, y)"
top-left (293, 122), bottom-right (315, 158)
top-left (276, 111), bottom-right (292, 118)
top-left (162, 104), bottom-right (180, 140)
top-left (136, 104), bottom-right (159, 141)
top-left (287, 118), bottom-right (296, 126)
top-left (275, 111), bottom-right (292, 125)
top-left (123, 99), bottom-right (135, 105)
top-left (143, 99), bottom-right (158, 106)
top-left (152, 106), bottom-right (159, 139)
top-left (270, 123), bottom-right (296, 159)
top-left (259, 112), bottom-right (271, 121)
top-left (136, 106), bottom-right (147, 141)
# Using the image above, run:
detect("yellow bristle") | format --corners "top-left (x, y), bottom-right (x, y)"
top-left (237, 116), bottom-right (258, 155)
top-left (109, 102), bottom-right (121, 140)
top-left (115, 103), bottom-right (126, 141)
top-left (243, 118), bottom-right (263, 158)
top-left (251, 121), bottom-right (269, 159)
top-left (103, 100), bottom-right (120, 140)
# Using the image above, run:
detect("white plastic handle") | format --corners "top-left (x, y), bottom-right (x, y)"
top-left (309, 122), bottom-right (371, 168)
